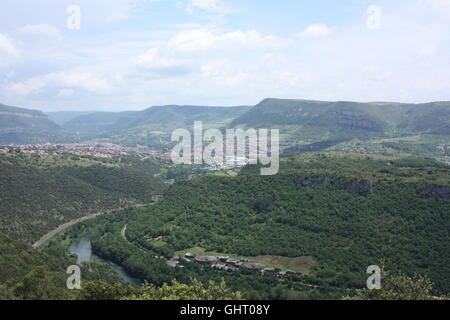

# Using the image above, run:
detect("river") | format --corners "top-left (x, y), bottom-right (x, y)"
top-left (69, 237), bottom-right (142, 287)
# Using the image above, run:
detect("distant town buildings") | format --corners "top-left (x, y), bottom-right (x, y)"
top-left (182, 253), bottom-right (303, 276)
top-left (0, 143), bottom-right (162, 159)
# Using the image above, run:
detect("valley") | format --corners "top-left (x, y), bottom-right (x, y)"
top-left (1, 99), bottom-right (449, 163)
top-left (38, 152), bottom-right (450, 300)
top-left (3, 0), bottom-right (449, 305)
top-left (0, 98), bottom-right (449, 301)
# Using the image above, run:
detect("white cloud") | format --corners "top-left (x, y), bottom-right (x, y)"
top-left (15, 24), bottom-right (62, 40)
top-left (200, 58), bottom-right (250, 87)
top-left (408, 0), bottom-right (450, 19)
top-left (86, 0), bottom-right (165, 23)
top-left (298, 23), bottom-right (335, 38)
top-left (187, 0), bottom-right (233, 14)
top-left (58, 88), bottom-right (75, 97)
top-left (7, 69), bottom-right (112, 96)
top-left (128, 28), bottom-right (285, 81)
top-left (134, 48), bottom-right (181, 68)
top-left (0, 34), bottom-right (19, 68)
top-left (0, 34), bottom-right (18, 56)
top-left (168, 29), bottom-right (283, 53)
top-left (1, 0), bottom-right (450, 109)
top-left (132, 47), bottom-right (193, 76)
top-left (7, 77), bottom-right (47, 96)
top-left (182, 0), bottom-right (239, 24)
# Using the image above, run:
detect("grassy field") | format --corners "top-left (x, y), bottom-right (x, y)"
top-left (174, 247), bottom-right (317, 273)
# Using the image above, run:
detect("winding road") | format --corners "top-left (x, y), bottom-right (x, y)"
top-left (121, 224), bottom-right (128, 241)
top-left (32, 205), bottom-right (146, 248)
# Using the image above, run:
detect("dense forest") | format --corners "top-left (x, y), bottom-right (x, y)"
top-left (0, 232), bottom-right (241, 300)
top-left (0, 152), bottom-right (168, 243)
top-left (0, 232), bottom-right (73, 299)
top-left (45, 153), bottom-right (450, 299)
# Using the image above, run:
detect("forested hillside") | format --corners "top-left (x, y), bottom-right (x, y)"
top-left (0, 103), bottom-right (77, 144)
top-left (57, 154), bottom-right (449, 299)
top-left (1, 232), bottom-right (239, 300)
top-left (2, 100), bottom-right (448, 163)
top-left (232, 99), bottom-right (450, 133)
top-left (46, 111), bottom-right (100, 126)
top-left (232, 99), bottom-right (450, 161)
top-left (64, 99), bottom-right (449, 161)
top-left (0, 153), bottom-right (167, 243)
top-left (0, 233), bottom-right (70, 299)
top-left (63, 105), bottom-right (251, 144)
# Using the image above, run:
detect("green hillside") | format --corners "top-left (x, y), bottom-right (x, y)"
top-left (0, 103), bottom-right (77, 144)
top-left (63, 111), bottom-right (137, 138)
top-left (0, 153), bottom-right (168, 243)
top-left (0, 233), bottom-right (70, 299)
top-left (59, 99), bottom-right (449, 160)
top-left (231, 98), bottom-right (450, 133)
top-left (3, 99), bottom-right (448, 162)
top-left (230, 99), bottom-right (449, 161)
top-left (46, 111), bottom-right (101, 126)
top-left (60, 153), bottom-right (449, 299)
top-left (64, 105), bottom-right (251, 144)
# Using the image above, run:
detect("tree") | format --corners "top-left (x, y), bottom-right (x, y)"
top-left (123, 279), bottom-right (241, 300)
top-left (350, 263), bottom-right (436, 300)
top-left (78, 280), bottom-right (137, 300)
top-left (13, 266), bottom-right (71, 300)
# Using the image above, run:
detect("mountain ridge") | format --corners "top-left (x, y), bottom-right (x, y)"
top-left (0, 103), bottom-right (77, 144)
top-left (1, 99), bottom-right (448, 161)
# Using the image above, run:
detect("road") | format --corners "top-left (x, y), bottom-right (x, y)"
top-left (121, 224), bottom-right (128, 241)
top-left (32, 205), bottom-right (145, 248)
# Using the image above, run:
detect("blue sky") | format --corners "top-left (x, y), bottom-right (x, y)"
top-left (0, 0), bottom-right (449, 111)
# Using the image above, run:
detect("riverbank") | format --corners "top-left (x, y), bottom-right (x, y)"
top-left (70, 236), bottom-right (142, 287)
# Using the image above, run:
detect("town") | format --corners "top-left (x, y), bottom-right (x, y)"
top-left (0, 143), bottom-right (265, 171)
top-left (0, 143), bottom-right (165, 159)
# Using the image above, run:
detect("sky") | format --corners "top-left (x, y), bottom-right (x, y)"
top-left (0, 0), bottom-right (449, 111)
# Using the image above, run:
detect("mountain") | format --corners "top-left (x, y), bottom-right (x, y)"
top-left (62, 111), bottom-right (136, 138)
top-left (63, 105), bottom-right (251, 145)
top-left (231, 98), bottom-right (450, 133)
top-left (2, 99), bottom-right (448, 160)
top-left (46, 111), bottom-right (101, 126)
top-left (61, 99), bottom-right (449, 159)
top-left (0, 103), bottom-right (77, 145)
top-left (230, 99), bottom-right (449, 160)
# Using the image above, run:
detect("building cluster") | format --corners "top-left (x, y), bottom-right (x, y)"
top-left (0, 143), bottom-right (161, 159)
top-left (176, 253), bottom-right (303, 276)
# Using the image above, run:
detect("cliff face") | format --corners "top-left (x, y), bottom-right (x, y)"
top-left (0, 103), bottom-right (78, 144)
top-left (0, 111), bottom-right (48, 119)
top-left (295, 176), bottom-right (378, 196)
top-left (344, 180), bottom-right (377, 196)
top-left (418, 185), bottom-right (450, 200)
